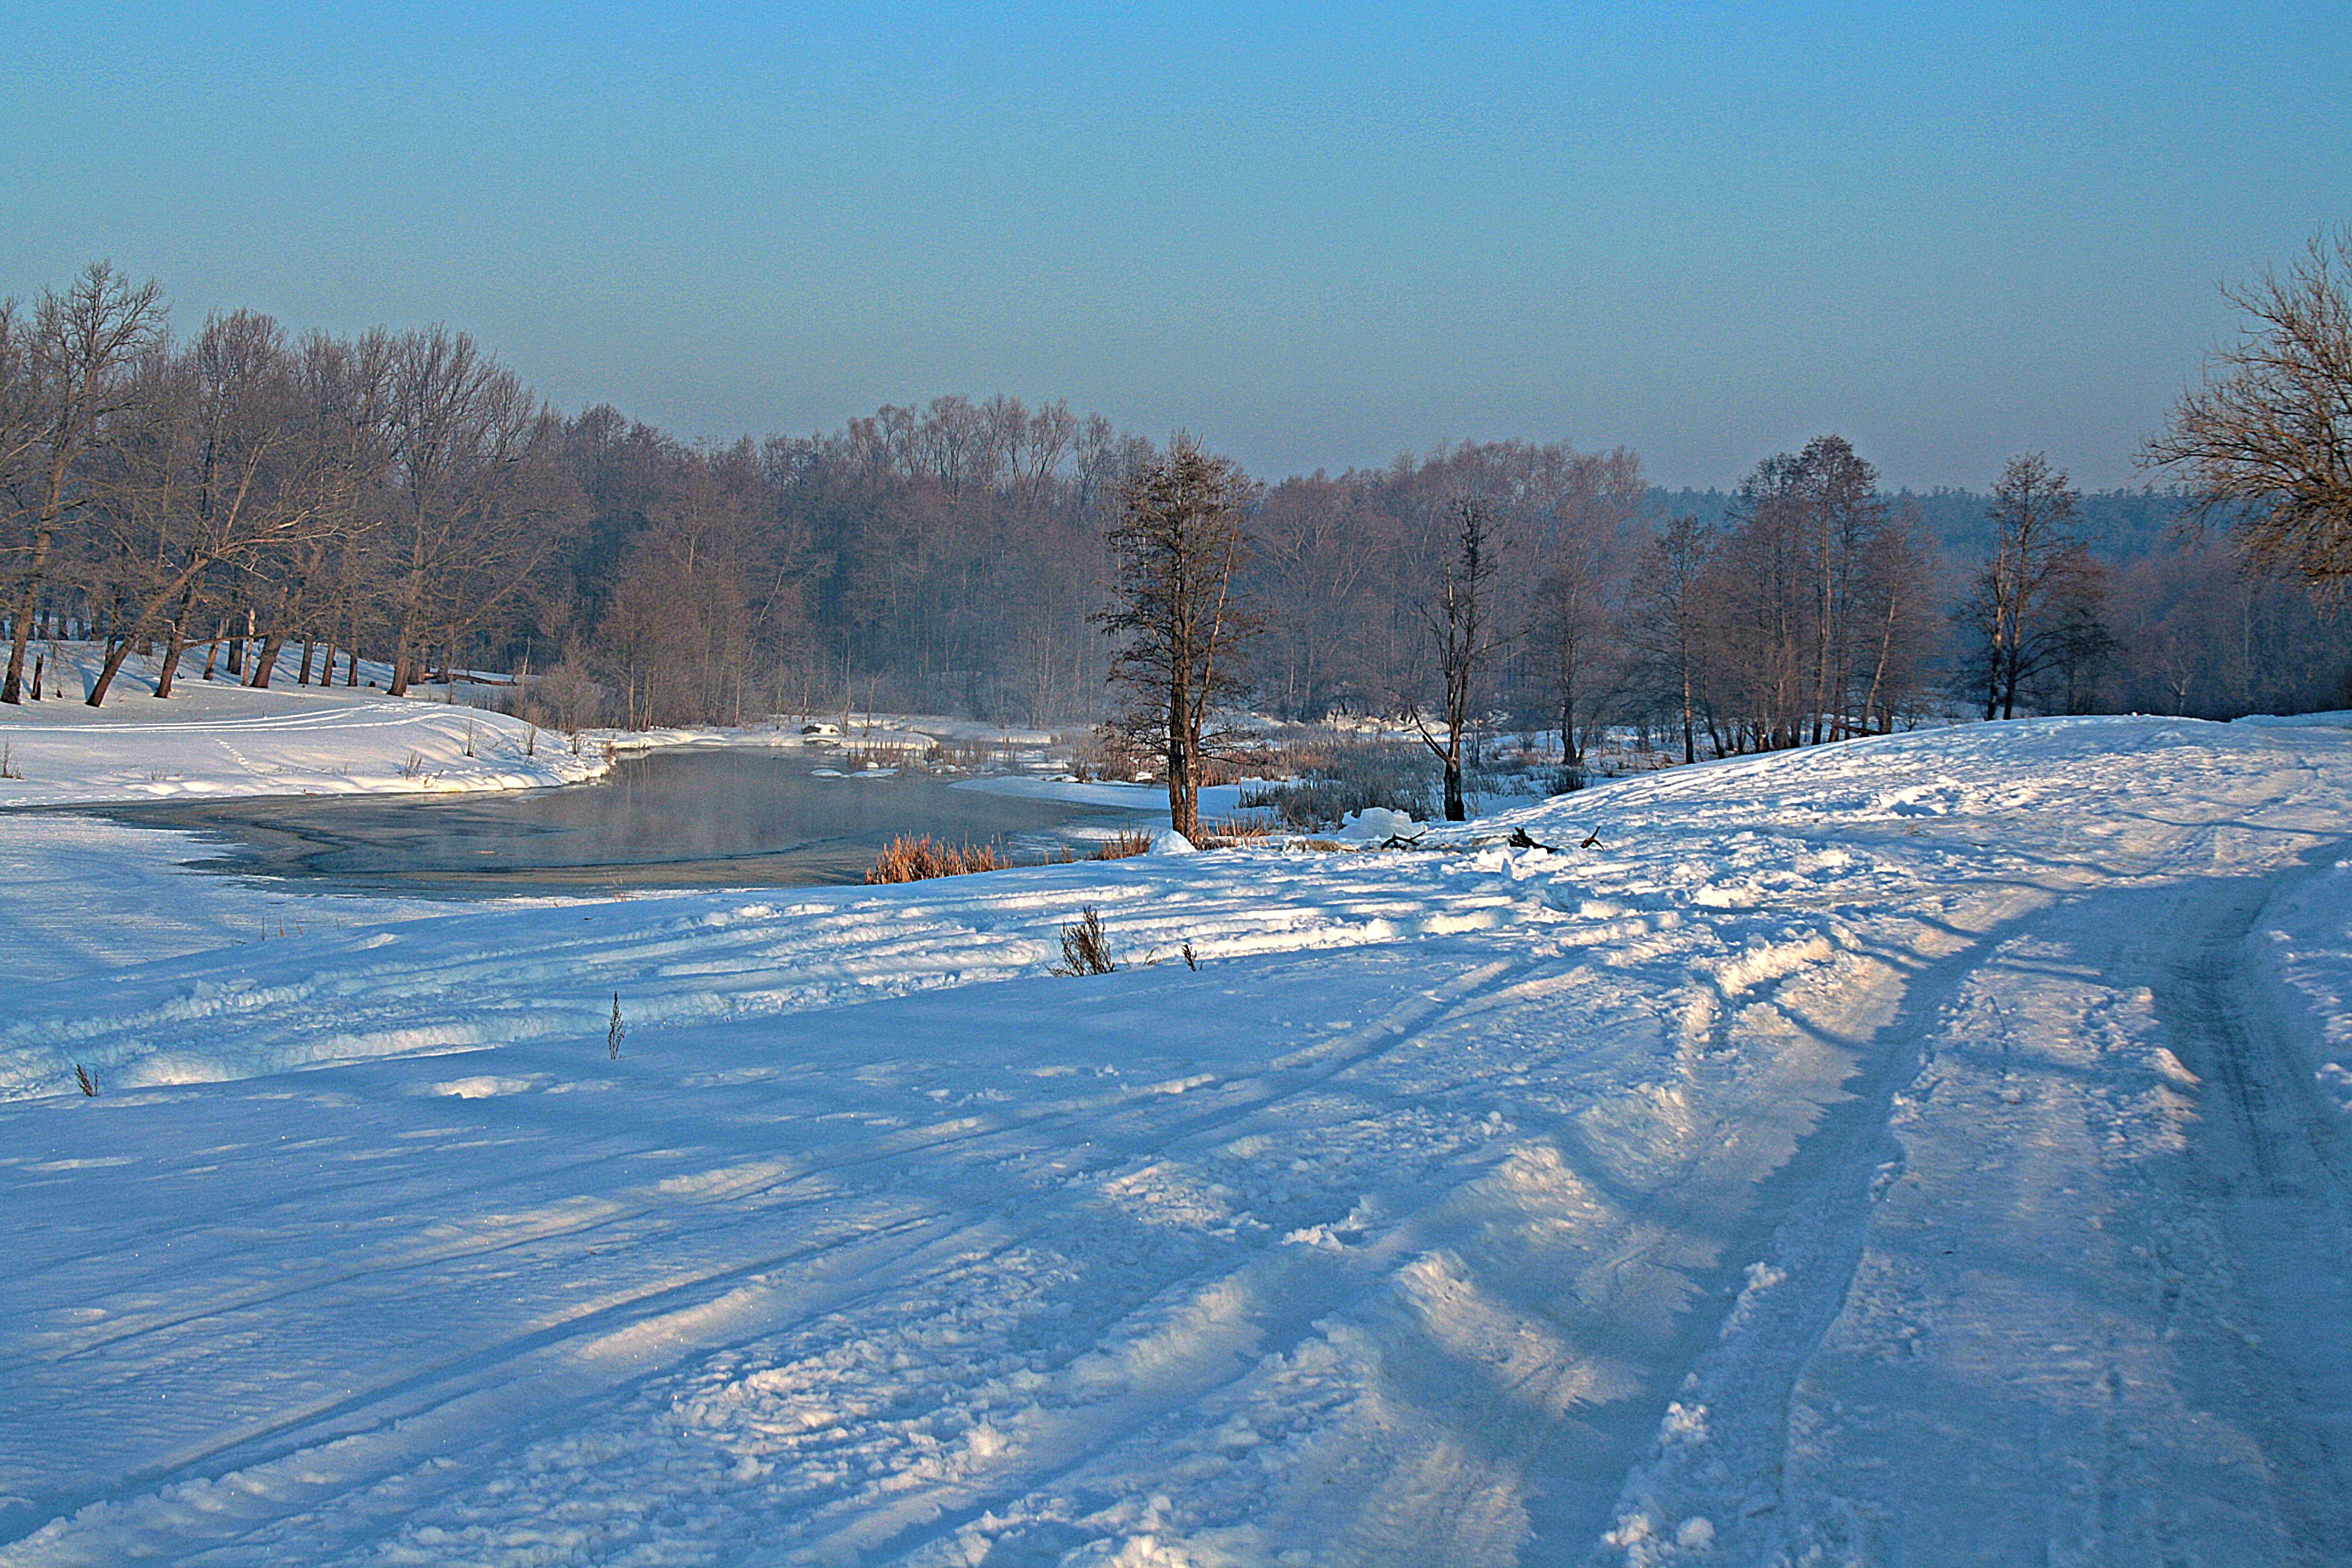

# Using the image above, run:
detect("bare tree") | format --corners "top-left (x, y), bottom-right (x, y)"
top-left (1415, 495), bottom-right (1504, 820)
top-left (1716, 452), bottom-right (1811, 749)
top-left (1534, 531), bottom-right (1619, 775)
top-left (1099, 434), bottom-right (1255, 841)
top-left (0, 303), bottom-right (41, 537)
top-left (2144, 231), bottom-right (2352, 592)
top-left (1853, 496), bottom-right (1940, 734)
top-left (381, 328), bottom-right (573, 696)
top-left (1965, 454), bottom-right (2106, 719)
top-left (1795, 434), bottom-right (1883, 740)
top-left (83, 313), bottom-right (347, 705)
top-left (1628, 515), bottom-right (1714, 763)
top-left (3, 263), bottom-right (166, 703)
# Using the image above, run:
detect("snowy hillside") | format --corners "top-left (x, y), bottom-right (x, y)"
top-left (5, 716), bottom-right (2352, 1564)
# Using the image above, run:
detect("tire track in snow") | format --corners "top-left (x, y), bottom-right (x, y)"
top-left (2146, 859), bottom-right (2352, 1560)
top-left (1, 952), bottom-right (1551, 1563)
top-left (1570, 884), bottom-right (2049, 1561)
top-left (0, 1209), bottom-right (976, 1557)
top-left (1589, 795), bottom-right (2352, 1563)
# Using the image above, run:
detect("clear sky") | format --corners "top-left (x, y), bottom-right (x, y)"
top-left (3, 2), bottom-right (2344, 489)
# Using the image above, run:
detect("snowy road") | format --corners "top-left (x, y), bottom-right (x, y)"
top-left (6, 718), bottom-right (2352, 1564)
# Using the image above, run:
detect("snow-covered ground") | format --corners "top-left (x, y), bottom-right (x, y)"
top-left (6, 715), bottom-right (2352, 1564)
top-left (0, 644), bottom-right (603, 805)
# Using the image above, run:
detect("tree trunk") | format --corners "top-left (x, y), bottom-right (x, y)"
top-left (389, 597), bottom-right (418, 697)
top-left (155, 589), bottom-right (194, 699)
top-left (2, 449), bottom-right (76, 704)
top-left (88, 558), bottom-right (224, 707)
top-left (1165, 671), bottom-right (1199, 841)
top-left (1680, 659), bottom-right (1697, 765)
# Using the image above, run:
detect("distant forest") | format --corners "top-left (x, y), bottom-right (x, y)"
top-left (4, 264), bottom-right (2347, 742)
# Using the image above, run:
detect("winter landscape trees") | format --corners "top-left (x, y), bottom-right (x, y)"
top-left (1960, 455), bottom-right (2108, 721)
top-left (1, 256), bottom-right (2349, 746)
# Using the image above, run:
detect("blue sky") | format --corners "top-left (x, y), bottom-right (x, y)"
top-left (3, 2), bottom-right (2344, 488)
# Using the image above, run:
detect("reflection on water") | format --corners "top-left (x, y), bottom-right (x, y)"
top-left (91, 750), bottom-right (1143, 894)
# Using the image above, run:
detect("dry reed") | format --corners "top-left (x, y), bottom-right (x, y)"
top-left (866, 835), bottom-right (1006, 883)
top-left (1092, 829), bottom-right (1154, 861)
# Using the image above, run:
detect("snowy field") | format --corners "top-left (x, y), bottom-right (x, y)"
top-left (6, 712), bottom-right (2352, 1564)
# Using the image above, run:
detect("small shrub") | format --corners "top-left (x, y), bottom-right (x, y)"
top-left (1051, 906), bottom-right (1117, 975)
top-left (866, 835), bottom-right (1006, 883)
top-left (607, 993), bottom-right (626, 1060)
top-left (73, 1063), bottom-right (98, 1097)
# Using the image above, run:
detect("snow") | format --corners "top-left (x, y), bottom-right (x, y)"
top-left (7, 713), bottom-right (2352, 1563)
top-left (1334, 808), bottom-right (1423, 842)
top-left (2233, 709), bottom-right (2352, 728)
top-left (0, 645), bottom-right (1092, 812)
top-left (0, 644), bottom-right (603, 806)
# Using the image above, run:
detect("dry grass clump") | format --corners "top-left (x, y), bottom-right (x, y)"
top-left (1050, 906), bottom-right (1118, 975)
top-left (866, 835), bottom-right (1006, 883)
top-left (1197, 812), bottom-right (1282, 848)
top-left (1091, 829), bottom-right (1154, 861)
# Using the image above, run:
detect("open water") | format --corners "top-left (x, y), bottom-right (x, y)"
top-left (90, 750), bottom-right (1147, 894)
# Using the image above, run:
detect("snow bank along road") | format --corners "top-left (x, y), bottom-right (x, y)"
top-left (6, 717), bottom-right (2352, 1565)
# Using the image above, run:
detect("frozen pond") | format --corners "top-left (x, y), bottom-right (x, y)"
top-left (86, 749), bottom-right (1148, 893)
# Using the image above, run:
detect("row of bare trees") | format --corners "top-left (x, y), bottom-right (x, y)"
top-left (6, 249), bottom-right (2343, 740)
top-left (0, 266), bottom-right (1153, 725)
top-left (0, 264), bottom-right (575, 711)
top-left (1235, 435), bottom-right (1952, 773)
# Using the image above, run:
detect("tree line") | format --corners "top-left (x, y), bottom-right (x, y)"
top-left (3, 260), bottom-right (2346, 755)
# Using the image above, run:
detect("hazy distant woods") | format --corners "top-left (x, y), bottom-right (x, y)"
top-left (3, 261), bottom-right (2347, 740)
